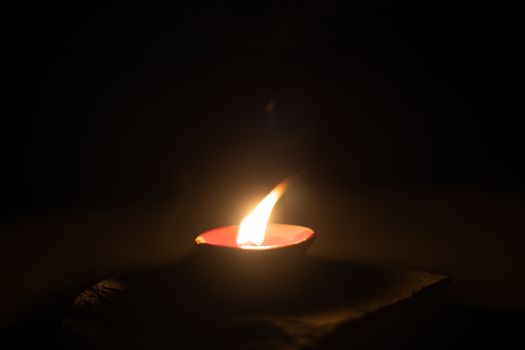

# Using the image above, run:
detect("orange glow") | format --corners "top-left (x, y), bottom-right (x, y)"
top-left (237, 182), bottom-right (288, 247)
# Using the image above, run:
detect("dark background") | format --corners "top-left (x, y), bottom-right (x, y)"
top-left (4, 1), bottom-right (524, 212)
top-left (1, 1), bottom-right (523, 347)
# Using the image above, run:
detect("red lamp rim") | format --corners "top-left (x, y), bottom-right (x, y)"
top-left (195, 223), bottom-right (315, 251)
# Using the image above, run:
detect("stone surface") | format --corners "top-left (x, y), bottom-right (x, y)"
top-left (63, 255), bottom-right (449, 349)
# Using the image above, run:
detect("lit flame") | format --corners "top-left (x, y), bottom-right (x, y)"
top-left (237, 182), bottom-right (287, 247)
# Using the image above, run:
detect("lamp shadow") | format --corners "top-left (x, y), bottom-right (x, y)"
top-left (65, 255), bottom-right (393, 349)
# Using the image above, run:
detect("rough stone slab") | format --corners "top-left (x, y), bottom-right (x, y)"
top-left (63, 256), bottom-right (449, 349)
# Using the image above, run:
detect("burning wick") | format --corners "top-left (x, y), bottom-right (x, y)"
top-left (237, 182), bottom-right (286, 247)
top-left (195, 180), bottom-right (315, 251)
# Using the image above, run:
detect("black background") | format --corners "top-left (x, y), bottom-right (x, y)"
top-left (1, 1), bottom-right (524, 348)
top-left (4, 2), bottom-right (523, 214)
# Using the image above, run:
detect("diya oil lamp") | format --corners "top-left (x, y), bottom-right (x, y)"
top-left (193, 180), bottom-right (315, 308)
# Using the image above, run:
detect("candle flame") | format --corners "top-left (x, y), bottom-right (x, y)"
top-left (237, 182), bottom-right (287, 247)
